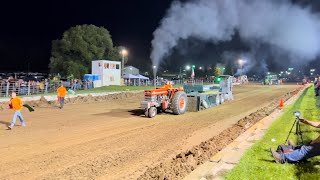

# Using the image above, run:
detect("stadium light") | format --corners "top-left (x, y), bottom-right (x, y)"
top-left (238, 59), bottom-right (245, 76)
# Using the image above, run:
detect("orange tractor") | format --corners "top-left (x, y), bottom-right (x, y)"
top-left (140, 86), bottom-right (188, 118)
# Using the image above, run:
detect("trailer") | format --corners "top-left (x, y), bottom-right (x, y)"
top-left (184, 75), bottom-right (234, 112)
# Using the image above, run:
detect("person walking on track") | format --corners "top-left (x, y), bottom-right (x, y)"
top-left (57, 83), bottom-right (67, 109)
top-left (7, 92), bottom-right (25, 130)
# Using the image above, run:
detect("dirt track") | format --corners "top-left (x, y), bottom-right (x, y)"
top-left (0, 85), bottom-right (299, 180)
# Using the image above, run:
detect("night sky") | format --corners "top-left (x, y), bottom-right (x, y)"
top-left (0, 0), bottom-right (172, 72)
top-left (0, 0), bottom-right (319, 73)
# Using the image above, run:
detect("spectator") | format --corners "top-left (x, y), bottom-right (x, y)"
top-left (57, 84), bottom-right (67, 109)
top-left (270, 118), bottom-right (320, 163)
top-left (88, 80), bottom-right (93, 89)
top-left (71, 79), bottom-right (77, 90)
top-left (44, 79), bottom-right (48, 93)
top-left (315, 77), bottom-right (319, 96)
top-left (76, 79), bottom-right (82, 90)
top-left (84, 79), bottom-right (88, 89)
top-left (7, 92), bottom-right (25, 130)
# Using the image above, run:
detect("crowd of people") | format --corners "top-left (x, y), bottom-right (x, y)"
top-left (0, 77), bottom-right (49, 96)
top-left (70, 79), bottom-right (94, 90)
top-left (0, 76), bottom-right (96, 97)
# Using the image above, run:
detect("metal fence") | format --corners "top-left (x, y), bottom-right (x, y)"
top-left (0, 79), bottom-right (216, 97)
top-left (0, 81), bottom-right (95, 97)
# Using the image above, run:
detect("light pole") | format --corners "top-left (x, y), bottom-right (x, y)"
top-left (121, 49), bottom-right (128, 76)
top-left (153, 65), bottom-right (157, 88)
top-left (238, 59), bottom-right (244, 76)
top-left (191, 65), bottom-right (195, 80)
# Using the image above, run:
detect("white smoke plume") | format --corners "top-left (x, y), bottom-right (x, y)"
top-left (221, 51), bottom-right (263, 76)
top-left (151, 0), bottom-right (320, 73)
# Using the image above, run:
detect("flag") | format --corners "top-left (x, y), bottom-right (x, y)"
top-left (191, 68), bottom-right (195, 78)
top-left (68, 89), bottom-right (75, 95)
top-left (23, 104), bottom-right (35, 112)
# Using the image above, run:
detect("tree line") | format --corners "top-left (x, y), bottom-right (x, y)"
top-left (49, 24), bottom-right (127, 79)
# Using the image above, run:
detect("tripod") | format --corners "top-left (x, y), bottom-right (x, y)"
top-left (284, 117), bottom-right (304, 145)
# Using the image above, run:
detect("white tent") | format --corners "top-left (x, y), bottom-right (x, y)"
top-left (122, 74), bottom-right (139, 86)
top-left (136, 74), bottom-right (150, 86)
top-left (135, 74), bottom-right (149, 80)
top-left (122, 74), bottom-right (139, 79)
top-left (122, 74), bottom-right (150, 86)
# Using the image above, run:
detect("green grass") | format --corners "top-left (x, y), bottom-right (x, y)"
top-left (226, 87), bottom-right (320, 180)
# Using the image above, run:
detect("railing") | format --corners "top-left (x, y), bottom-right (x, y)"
top-left (0, 81), bottom-right (95, 97)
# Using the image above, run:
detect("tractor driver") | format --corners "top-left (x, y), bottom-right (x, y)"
top-left (164, 81), bottom-right (173, 89)
top-left (163, 81), bottom-right (173, 98)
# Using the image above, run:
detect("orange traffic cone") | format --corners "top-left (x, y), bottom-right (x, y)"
top-left (279, 98), bottom-right (284, 109)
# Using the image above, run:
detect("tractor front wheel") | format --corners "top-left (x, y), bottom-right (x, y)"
top-left (172, 91), bottom-right (188, 115)
top-left (148, 107), bottom-right (157, 118)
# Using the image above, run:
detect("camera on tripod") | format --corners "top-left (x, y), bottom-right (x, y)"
top-left (285, 111), bottom-right (304, 145)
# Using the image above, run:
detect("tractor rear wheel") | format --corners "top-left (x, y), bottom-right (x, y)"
top-left (148, 107), bottom-right (157, 118)
top-left (172, 91), bottom-right (188, 115)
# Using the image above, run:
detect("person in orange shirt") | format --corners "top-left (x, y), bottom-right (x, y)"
top-left (163, 81), bottom-right (173, 98)
top-left (57, 84), bottom-right (67, 109)
top-left (163, 81), bottom-right (173, 89)
top-left (7, 92), bottom-right (25, 130)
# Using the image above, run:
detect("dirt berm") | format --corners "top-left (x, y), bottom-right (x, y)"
top-left (0, 92), bottom-right (144, 111)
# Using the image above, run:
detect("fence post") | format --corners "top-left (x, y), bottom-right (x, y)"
top-left (6, 82), bottom-right (9, 97)
top-left (17, 83), bottom-right (20, 95)
top-left (45, 83), bottom-right (48, 93)
top-left (28, 82), bottom-right (31, 95)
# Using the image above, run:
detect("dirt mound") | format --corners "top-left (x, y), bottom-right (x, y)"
top-left (0, 92), bottom-right (144, 111)
top-left (65, 92), bottom-right (144, 104)
top-left (137, 91), bottom-right (295, 180)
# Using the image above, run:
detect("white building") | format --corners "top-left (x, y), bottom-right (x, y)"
top-left (92, 60), bottom-right (121, 86)
top-left (123, 66), bottom-right (139, 75)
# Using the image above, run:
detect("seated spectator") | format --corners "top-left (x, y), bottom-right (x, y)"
top-left (76, 80), bottom-right (82, 90)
